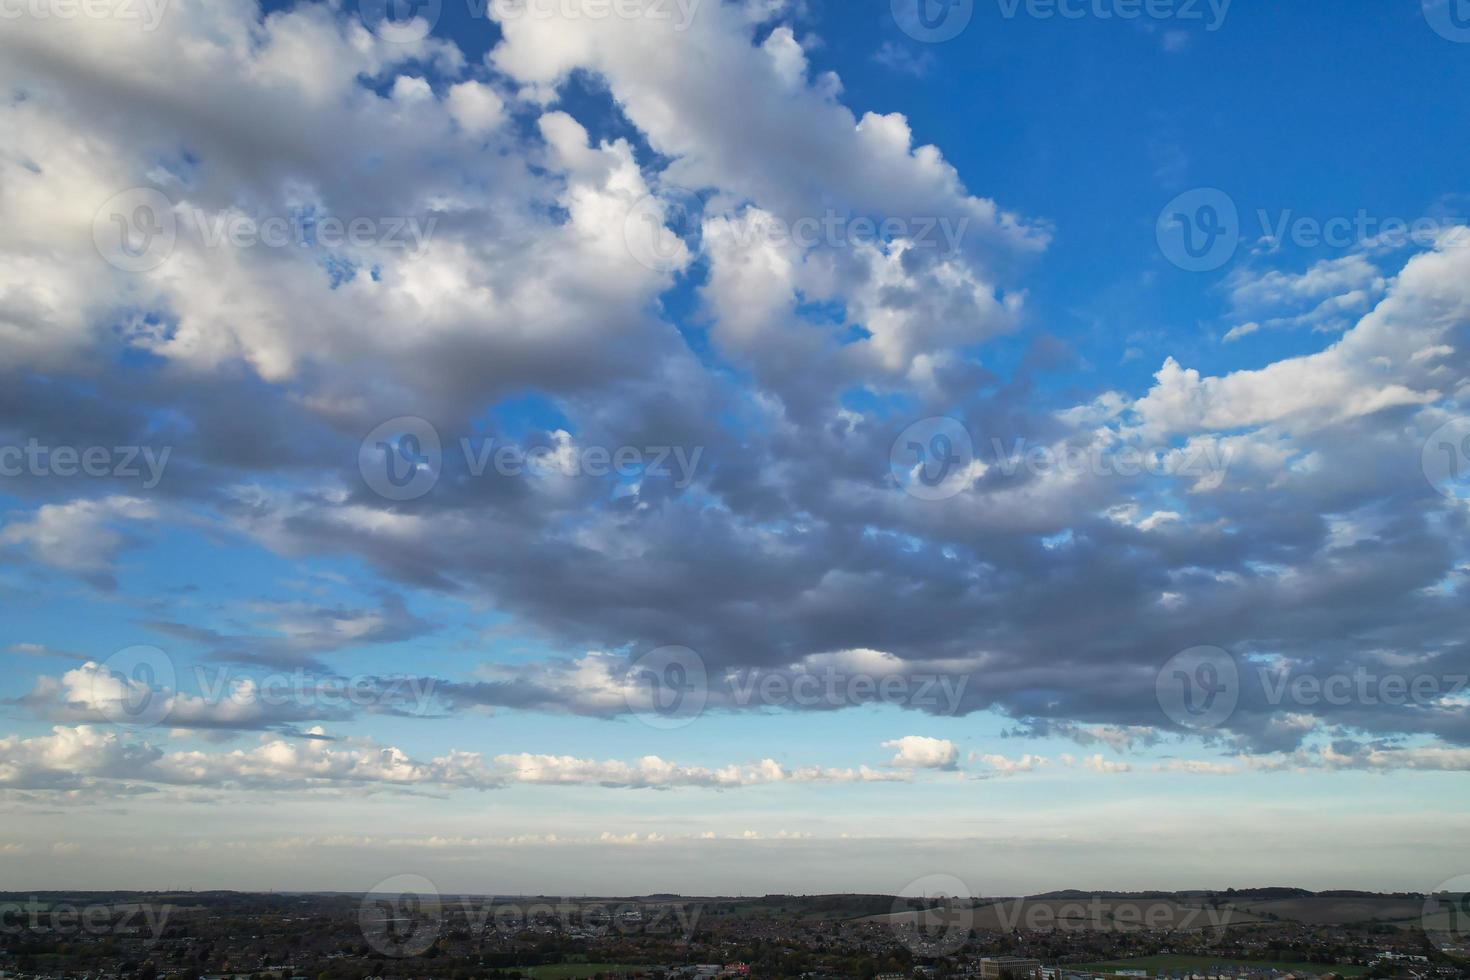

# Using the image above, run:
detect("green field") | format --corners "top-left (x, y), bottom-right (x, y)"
top-left (525, 963), bottom-right (653, 979)
top-left (1072, 955), bottom-right (1370, 976)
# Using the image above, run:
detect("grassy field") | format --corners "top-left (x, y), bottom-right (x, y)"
top-left (525, 963), bottom-right (652, 979)
top-left (864, 901), bottom-right (1265, 933)
top-left (1071, 954), bottom-right (1370, 976)
top-left (1226, 897), bottom-right (1425, 926)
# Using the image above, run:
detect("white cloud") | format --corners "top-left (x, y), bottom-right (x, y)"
top-left (971, 753), bottom-right (1047, 776)
top-left (446, 80), bottom-right (507, 136)
top-left (1133, 240), bottom-right (1470, 439)
top-left (0, 496), bottom-right (156, 580)
top-left (1081, 754), bottom-right (1131, 774)
top-left (882, 735), bottom-right (958, 771)
top-left (0, 726), bottom-right (909, 800)
top-left (1153, 759), bottom-right (1239, 775)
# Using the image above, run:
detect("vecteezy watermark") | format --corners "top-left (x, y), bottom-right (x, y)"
top-left (890, 877), bottom-right (1234, 953)
top-left (726, 667), bottom-right (969, 715)
top-left (890, 417), bottom-right (977, 502)
top-left (358, 0), bottom-right (443, 41)
top-left (359, 416), bottom-right (705, 502)
top-left (622, 647), bottom-right (971, 729)
top-left (892, 0), bottom-right (974, 43)
top-left (186, 207), bottom-right (436, 254)
top-left (0, 899), bottom-right (174, 943)
top-left (190, 666), bottom-right (439, 716)
top-left (92, 187), bottom-right (177, 273)
top-left (1423, 0), bottom-right (1470, 44)
top-left (92, 187), bottom-right (437, 273)
top-left (995, 0), bottom-right (1230, 31)
top-left (625, 645), bottom-right (709, 730)
top-left (1422, 417), bottom-right (1470, 501)
top-left (1423, 875), bottom-right (1470, 946)
top-left (360, 875), bottom-right (442, 958)
top-left (1156, 645), bottom-right (1468, 730)
top-left (360, 888), bottom-right (703, 952)
top-left (1157, 188), bottom-right (1240, 273)
top-left (0, 439), bottom-right (172, 489)
top-left (622, 192), bottom-right (972, 274)
top-left (895, 0), bottom-right (1229, 41)
top-left (1255, 667), bottom-right (1468, 710)
top-left (891, 873), bottom-right (974, 956)
top-left (1156, 645), bottom-right (1240, 731)
top-left (361, 0), bottom-right (701, 43)
top-left (987, 896), bottom-right (1232, 936)
top-left (986, 436), bottom-right (1231, 480)
top-left (358, 882), bottom-right (701, 958)
top-left (448, 897), bottom-right (702, 941)
top-left (478, 0), bottom-right (700, 28)
top-left (889, 417), bottom-right (1232, 501)
top-left (0, 0), bottom-right (169, 30)
top-left (88, 646), bottom-right (437, 729)
top-left (1158, 188), bottom-right (1470, 273)
top-left (360, 417), bottom-right (443, 502)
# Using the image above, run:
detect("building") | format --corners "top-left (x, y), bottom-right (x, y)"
top-left (980, 958), bottom-right (1044, 980)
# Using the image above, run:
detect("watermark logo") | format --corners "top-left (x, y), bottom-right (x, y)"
top-left (623, 188), bottom-right (702, 274)
top-left (360, 416), bottom-right (443, 501)
top-left (891, 419), bottom-right (1230, 501)
top-left (726, 668), bottom-right (969, 715)
top-left (891, 873), bottom-right (974, 956)
top-left (358, 417), bottom-right (705, 500)
top-left (359, 0), bottom-right (441, 40)
top-left (80, 659), bottom-right (436, 728)
top-left (0, 900), bottom-right (173, 943)
top-left (1157, 188), bottom-right (1239, 272)
top-left (421, 897), bottom-right (702, 943)
top-left (187, 207), bottom-right (437, 254)
top-left (192, 667), bottom-right (439, 716)
top-left (1158, 649), bottom-right (1465, 731)
top-left (485, 0), bottom-right (702, 31)
top-left (890, 417), bottom-right (976, 501)
top-left (0, 0), bottom-right (170, 30)
top-left (990, 436), bottom-right (1231, 481)
top-left (622, 193), bottom-right (970, 273)
top-left (1422, 417), bottom-right (1470, 500)
top-left (1424, 0), bottom-right (1470, 43)
top-left (990, 897), bottom-right (1233, 936)
top-left (995, 0), bottom-right (1230, 30)
top-left (1156, 645), bottom-right (1239, 730)
top-left (1159, 189), bottom-right (1469, 272)
top-left (93, 187), bottom-right (176, 273)
top-left (360, 874), bottom-right (442, 958)
top-left (96, 188), bottom-right (439, 272)
top-left (625, 645), bottom-right (708, 730)
top-left (893, 0), bottom-right (973, 42)
top-left (0, 439), bottom-right (172, 488)
top-left (361, 0), bottom-right (703, 41)
top-left (1422, 875), bottom-right (1470, 944)
top-left (1257, 667), bottom-right (1466, 710)
top-left (91, 645), bottom-right (177, 729)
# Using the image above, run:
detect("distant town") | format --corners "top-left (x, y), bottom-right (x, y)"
top-left (1, 888), bottom-right (1465, 980)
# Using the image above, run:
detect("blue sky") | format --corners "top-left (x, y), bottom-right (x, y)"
top-left (2, 0), bottom-right (1470, 894)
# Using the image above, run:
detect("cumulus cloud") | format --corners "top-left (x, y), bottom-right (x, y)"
top-left (0, 0), bottom-right (1467, 779)
top-left (971, 753), bottom-right (1048, 776)
top-left (1079, 754), bottom-right (1132, 774)
top-left (0, 496), bottom-right (157, 587)
top-left (0, 726), bottom-right (906, 800)
top-left (882, 735), bottom-right (959, 770)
